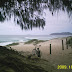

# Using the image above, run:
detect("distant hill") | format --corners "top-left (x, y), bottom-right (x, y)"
top-left (50, 32), bottom-right (72, 35)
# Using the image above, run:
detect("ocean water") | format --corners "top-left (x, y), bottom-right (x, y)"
top-left (0, 35), bottom-right (71, 46)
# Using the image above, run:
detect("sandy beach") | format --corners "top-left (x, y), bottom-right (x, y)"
top-left (10, 37), bottom-right (72, 72)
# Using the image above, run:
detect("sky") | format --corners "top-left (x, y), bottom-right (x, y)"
top-left (0, 9), bottom-right (72, 35)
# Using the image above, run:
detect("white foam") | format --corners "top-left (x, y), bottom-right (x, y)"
top-left (18, 40), bottom-right (24, 42)
top-left (0, 42), bottom-right (13, 46)
top-left (25, 37), bottom-right (38, 39)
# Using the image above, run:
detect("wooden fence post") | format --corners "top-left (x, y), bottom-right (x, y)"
top-left (50, 44), bottom-right (51, 54)
top-left (62, 40), bottom-right (64, 50)
top-left (66, 38), bottom-right (68, 49)
top-left (66, 38), bottom-right (67, 43)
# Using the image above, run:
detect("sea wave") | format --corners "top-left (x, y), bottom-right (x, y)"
top-left (0, 39), bottom-right (26, 46)
top-left (0, 42), bottom-right (13, 46)
top-left (25, 37), bottom-right (39, 39)
top-left (18, 40), bottom-right (25, 42)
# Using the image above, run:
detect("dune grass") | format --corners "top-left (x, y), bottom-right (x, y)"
top-left (25, 39), bottom-right (46, 44)
top-left (6, 43), bottom-right (19, 47)
top-left (66, 37), bottom-right (72, 45)
top-left (0, 46), bottom-right (48, 72)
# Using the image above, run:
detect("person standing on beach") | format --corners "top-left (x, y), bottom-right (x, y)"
top-left (36, 48), bottom-right (41, 57)
top-left (32, 48), bottom-right (37, 56)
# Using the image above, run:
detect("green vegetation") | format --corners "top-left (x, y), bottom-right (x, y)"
top-left (6, 43), bottom-right (19, 47)
top-left (0, 46), bottom-right (48, 72)
top-left (25, 39), bottom-right (46, 44)
top-left (66, 37), bottom-right (72, 45)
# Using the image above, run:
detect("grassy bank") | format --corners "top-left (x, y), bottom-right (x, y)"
top-left (0, 46), bottom-right (57, 72)
top-left (6, 43), bottom-right (19, 47)
top-left (25, 39), bottom-right (46, 44)
top-left (0, 46), bottom-right (48, 72)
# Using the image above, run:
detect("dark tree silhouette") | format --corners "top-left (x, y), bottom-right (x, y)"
top-left (0, 0), bottom-right (72, 30)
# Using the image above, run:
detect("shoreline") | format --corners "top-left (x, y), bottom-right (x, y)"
top-left (10, 36), bottom-right (72, 55)
top-left (0, 35), bottom-right (72, 46)
top-left (7, 36), bottom-right (72, 46)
